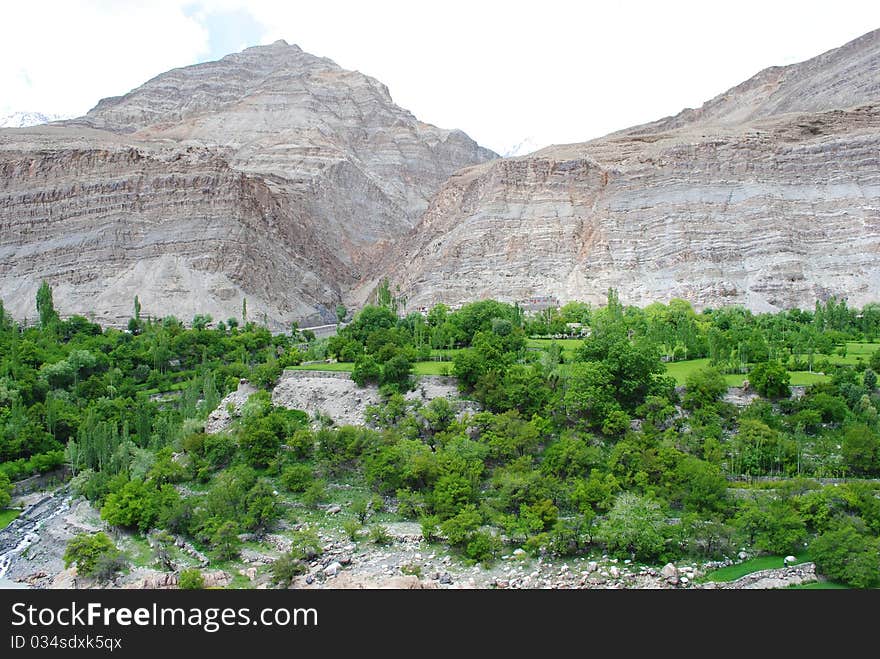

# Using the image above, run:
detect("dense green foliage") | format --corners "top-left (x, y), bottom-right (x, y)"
top-left (178, 569), bottom-right (205, 589)
top-left (63, 532), bottom-right (126, 581)
top-left (0, 472), bottom-right (11, 509)
top-left (5, 287), bottom-right (880, 587)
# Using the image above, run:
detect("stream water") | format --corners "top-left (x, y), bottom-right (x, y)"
top-left (0, 488), bottom-right (71, 588)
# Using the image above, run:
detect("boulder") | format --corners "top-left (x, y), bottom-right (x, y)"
top-left (661, 563), bottom-right (679, 584)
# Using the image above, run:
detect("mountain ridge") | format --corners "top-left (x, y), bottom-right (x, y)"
top-left (362, 28), bottom-right (880, 314)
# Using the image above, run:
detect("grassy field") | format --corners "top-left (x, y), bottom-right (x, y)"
top-left (0, 509), bottom-right (20, 530)
top-left (663, 358), bottom-right (749, 387)
top-left (662, 357), bottom-right (831, 387)
top-left (788, 580), bottom-right (850, 589)
top-left (788, 371), bottom-right (830, 386)
top-left (821, 341), bottom-right (878, 366)
top-left (527, 338), bottom-right (585, 350)
top-left (289, 362), bottom-right (355, 372)
top-left (698, 552), bottom-right (810, 583)
top-left (413, 362), bottom-right (453, 376)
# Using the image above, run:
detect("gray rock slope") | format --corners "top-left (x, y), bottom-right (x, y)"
top-left (363, 28), bottom-right (880, 312)
top-left (0, 41), bottom-right (495, 327)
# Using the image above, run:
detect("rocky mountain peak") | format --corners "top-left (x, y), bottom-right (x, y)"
top-left (0, 41), bottom-right (495, 328)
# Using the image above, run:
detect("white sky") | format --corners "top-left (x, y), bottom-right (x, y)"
top-left (2, 0), bottom-right (879, 154)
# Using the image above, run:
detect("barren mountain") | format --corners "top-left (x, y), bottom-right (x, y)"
top-left (364, 29), bottom-right (880, 313)
top-left (0, 41), bottom-right (495, 327)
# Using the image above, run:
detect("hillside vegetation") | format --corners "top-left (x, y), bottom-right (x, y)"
top-left (2, 286), bottom-right (879, 588)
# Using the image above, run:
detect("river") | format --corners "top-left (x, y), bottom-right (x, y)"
top-left (0, 487), bottom-right (71, 589)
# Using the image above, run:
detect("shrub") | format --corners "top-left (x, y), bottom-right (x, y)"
top-left (280, 464), bottom-right (314, 493)
top-left (240, 428), bottom-right (281, 468)
top-left (178, 569), bottom-right (205, 590)
top-left (342, 519), bottom-right (361, 542)
top-left (100, 479), bottom-right (163, 531)
top-left (270, 551), bottom-right (307, 587)
top-left (420, 515), bottom-right (441, 543)
top-left (601, 409), bottom-right (631, 436)
top-left (465, 531), bottom-right (502, 563)
top-left (63, 532), bottom-right (122, 579)
top-left (90, 553), bottom-right (128, 583)
top-left (439, 505), bottom-right (482, 546)
top-left (395, 488), bottom-right (426, 519)
top-left (369, 524), bottom-right (393, 545)
top-left (204, 433), bottom-right (237, 468)
top-left (302, 480), bottom-right (328, 508)
top-left (287, 429), bottom-right (315, 460)
top-left (289, 528), bottom-right (323, 561)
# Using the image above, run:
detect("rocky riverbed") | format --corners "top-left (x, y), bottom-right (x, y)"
top-left (0, 490), bottom-right (820, 590)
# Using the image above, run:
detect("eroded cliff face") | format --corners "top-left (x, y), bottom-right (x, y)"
top-left (364, 29), bottom-right (880, 313)
top-left (0, 41), bottom-right (495, 327)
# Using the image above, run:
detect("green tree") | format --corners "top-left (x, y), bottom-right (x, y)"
top-left (683, 366), bottom-right (727, 410)
top-left (864, 369), bottom-right (877, 391)
top-left (36, 280), bottom-right (59, 329)
top-left (563, 361), bottom-right (619, 427)
top-left (0, 472), bottom-right (11, 509)
top-left (810, 517), bottom-right (880, 589)
top-left (375, 278), bottom-right (398, 314)
top-left (731, 418), bottom-right (791, 476)
top-left (440, 504), bottom-right (482, 546)
top-left (452, 348), bottom-right (489, 391)
top-left (749, 361), bottom-right (791, 399)
top-left (336, 304), bottom-right (347, 325)
top-left (240, 428), bottom-right (281, 469)
top-left (100, 479), bottom-right (160, 531)
top-left (841, 423), bottom-right (880, 476)
top-left (599, 492), bottom-right (667, 561)
top-left (734, 497), bottom-right (806, 555)
top-left (243, 479), bottom-right (280, 533)
top-left (674, 457), bottom-right (728, 513)
top-left (380, 353), bottom-right (413, 392)
top-left (432, 473), bottom-right (473, 518)
top-left (211, 521), bottom-right (242, 560)
top-left (352, 354), bottom-right (381, 387)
